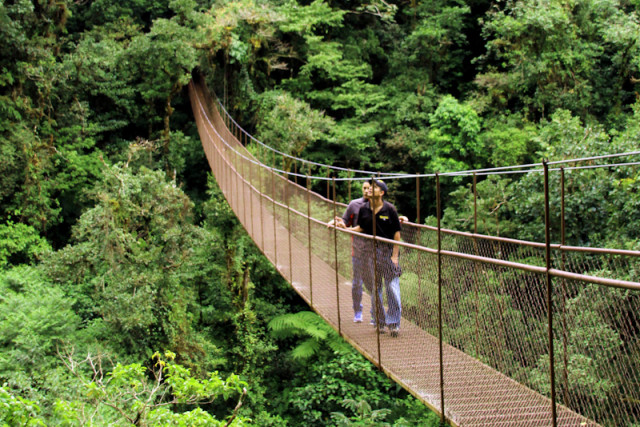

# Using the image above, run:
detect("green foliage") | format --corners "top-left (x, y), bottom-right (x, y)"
top-left (330, 397), bottom-right (440, 426)
top-left (0, 130), bottom-right (20, 208)
top-left (420, 95), bottom-right (486, 174)
top-left (268, 311), bottom-right (351, 360)
top-left (477, 0), bottom-right (639, 119)
top-left (69, 0), bottom-right (171, 29)
top-left (441, 175), bottom-right (516, 237)
top-left (3, 125), bottom-right (64, 234)
top-left (43, 162), bottom-right (224, 367)
top-left (282, 350), bottom-right (432, 426)
top-left (330, 399), bottom-right (392, 426)
top-left (0, 386), bottom-right (46, 427)
top-left (277, 0), bottom-right (345, 34)
top-left (4, 0), bottom-right (640, 424)
top-left (400, 0), bottom-right (470, 91)
top-left (267, 312), bottom-right (434, 425)
top-left (126, 17), bottom-right (197, 106)
top-left (255, 90), bottom-right (334, 172)
top-left (53, 350), bottom-right (248, 426)
top-left (510, 109), bottom-right (639, 244)
top-left (0, 222), bottom-right (51, 267)
top-left (479, 113), bottom-right (538, 167)
top-left (528, 284), bottom-right (625, 418)
top-left (0, 267), bottom-right (80, 411)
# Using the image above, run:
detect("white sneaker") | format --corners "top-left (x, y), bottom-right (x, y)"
top-left (353, 312), bottom-right (363, 323)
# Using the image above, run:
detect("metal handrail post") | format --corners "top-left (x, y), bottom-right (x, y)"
top-left (272, 152), bottom-right (278, 269)
top-left (241, 151), bottom-right (247, 229)
top-left (326, 167), bottom-right (330, 199)
top-left (225, 145), bottom-right (230, 204)
top-left (472, 172), bottom-right (481, 357)
top-left (307, 175), bottom-right (313, 305)
top-left (333, 178), bottom-right (342, 335)
top-left (416, 175), bottom-right (420, 224)
top-left (249, 155), bottom-right (255, 239)
top-left (230, 148), bottom-right (234, 208)
top-left (294, 161), bottom-right (297, 185)
top-left (371, 175), bottom-right (382, 366)
top-left (560, 167), bottom-right (569, 405)
top-left (217, 136), bottom-right (223, 194)
top-left (233, 149), bottom-right (238, 213)
top-left (259, 151), bottom-right (265, 252)
top-left (327, 173), bottom-right (332, 262)
top-left (543, 160), bottom-right (558, 427)
top-left (287, 177), bottom-right (293, 284)
top-left (436, 173), bottom-right (445, 425)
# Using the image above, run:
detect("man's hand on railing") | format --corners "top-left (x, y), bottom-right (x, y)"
top-left (334, 217), bottom-right (348, 229)
top-left (328, 217), bottom-right (346, 229)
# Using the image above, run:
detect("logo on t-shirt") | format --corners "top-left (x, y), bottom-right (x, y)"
top-left (380, 215), bottom-right (388, 221)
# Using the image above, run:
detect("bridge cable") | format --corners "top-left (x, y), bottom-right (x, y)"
top-left (205, 95), bottom-right (640, 182)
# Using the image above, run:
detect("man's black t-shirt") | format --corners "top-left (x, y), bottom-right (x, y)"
top-left (356, 201), bottom-right (402, 240)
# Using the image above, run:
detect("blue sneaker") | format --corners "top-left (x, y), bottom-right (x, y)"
top-left (353, 311), bottom-right (363, 323)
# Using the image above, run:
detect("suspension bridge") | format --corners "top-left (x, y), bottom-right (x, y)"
top-left (188, 77), bottom-right (640, 426)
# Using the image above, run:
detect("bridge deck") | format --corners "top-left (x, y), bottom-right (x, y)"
top-left (189, 80), bottom-right (599, 426)
top-left (244, 194), bottom-right (594, 427)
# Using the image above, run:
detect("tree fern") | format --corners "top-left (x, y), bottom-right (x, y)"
top-left (268, 311), bottom-right (350, 360)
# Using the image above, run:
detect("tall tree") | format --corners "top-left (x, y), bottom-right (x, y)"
top-left (43, 160), bottom-right (224, 368)
top-left (476, 0), bottom-right (640, 121)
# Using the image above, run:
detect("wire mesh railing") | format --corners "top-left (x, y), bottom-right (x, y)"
top-left (189, 77), bottom-right (640, 426)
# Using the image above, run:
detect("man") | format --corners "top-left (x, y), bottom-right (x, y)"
top-left (329, 181), bottom-right (371, 323)
top-left (339, 179), bottom-right (403, 337)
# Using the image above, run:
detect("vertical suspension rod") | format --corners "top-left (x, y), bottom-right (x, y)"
top-left (436, 172), bottom-right (445, 425)
top-left (272, 152), bottom-right (278, 269)
top-left (332, 178), bottom-right (342, 336)
top-left (307, 175), bottom-right (313, 305)
top-left (543, 160), bottom-right (558, 427)
top-left (560, 167), bottom-right (569, 405)
top-left (371, 175), bottom-right (382, 367)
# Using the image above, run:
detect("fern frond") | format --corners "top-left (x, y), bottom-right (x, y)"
top-left (269, 311), bottom-right (347, 359)
top-left (327, 336), bottom-right (351, 355)
top-left (268, 311), bottom-right (326, 338)
top-left (291, 338), bottom-right (320, 360)
top-left (295, 311), bottom-right (322, 324)
top-left (268, 312), bottom-right (309, 334)
top-left (302, 324), bottom-right (329, 340)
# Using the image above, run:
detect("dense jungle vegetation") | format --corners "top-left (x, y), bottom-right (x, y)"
top-left (1, 0), bottom-right (640, 425)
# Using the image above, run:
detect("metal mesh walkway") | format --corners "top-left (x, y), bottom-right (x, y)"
top-left (189, 78), bottom-right (640, 426)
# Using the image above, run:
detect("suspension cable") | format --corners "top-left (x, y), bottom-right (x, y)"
top-left (202, 91), bottom-right (640, 182)
top-left (216, 99), bottom-right (405, 177)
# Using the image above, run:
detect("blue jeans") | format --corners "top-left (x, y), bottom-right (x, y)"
top-left (364, 246), bottom-right (402, 327)
top-left (370, 275), bottom-right (401, 326)
top-left (352, 254), bottom-right (365, 313)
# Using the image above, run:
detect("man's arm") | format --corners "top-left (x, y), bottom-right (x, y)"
top-left (335, 220), bottom-right (363, 233)
top-left (391, 231), bottom-right (401, 265)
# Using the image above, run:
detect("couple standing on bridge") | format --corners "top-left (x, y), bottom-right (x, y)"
top-left (331, 179), bottom-right (404, 337)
